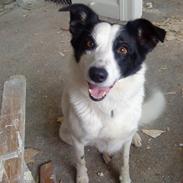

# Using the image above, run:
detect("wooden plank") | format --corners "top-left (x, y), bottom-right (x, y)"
top-left (0, 115), bottom-right (20, 157)
top-left (3, 158), bottom-right (22, 183)
top-left (0, 160), bottom-right (10, 183)
top-left (0, 75), bottom-right (26, 183)
top-left (1, 75), bottom-right (26, 136)
top-left (40, 161), bottom-right (56, 183)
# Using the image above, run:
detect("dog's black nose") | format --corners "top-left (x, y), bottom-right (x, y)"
top-left (89, 67), bottom-right (108, 83)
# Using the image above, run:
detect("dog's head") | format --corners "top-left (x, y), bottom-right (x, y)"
top-left (60, 4), bottom-right (166, 101)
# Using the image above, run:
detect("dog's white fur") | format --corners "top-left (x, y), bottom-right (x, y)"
top-left (81, 23), bottom-right (122, 88)
top-left (59, 22), bottom-right (165, 183)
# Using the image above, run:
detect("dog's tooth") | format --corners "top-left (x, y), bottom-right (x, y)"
top-left (102, 92), bottom-right (107, 97)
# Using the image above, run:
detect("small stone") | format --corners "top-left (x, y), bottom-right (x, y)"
top-left (103, 153), bottom-right (112, 164)
top-left (97, 172), bottom-right (104, 177)
top-left (166, 127), bottom-right (170, 131)
top-left (145, 2), bottom-right (153, 9)
top-left (58, 52), bottom-right (65, 57)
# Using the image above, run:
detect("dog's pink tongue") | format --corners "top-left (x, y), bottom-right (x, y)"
top-left (88, 84), bottom-right (110, 100)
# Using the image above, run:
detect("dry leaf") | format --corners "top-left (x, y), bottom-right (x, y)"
top-left (142, 129), bottom-right (165, 138)
top-left (159, 65), bottom-right (168, 71)
top-left (24, 148), bottom-right (40, 164)
top-left (57, 116), bottom-right (64, 124)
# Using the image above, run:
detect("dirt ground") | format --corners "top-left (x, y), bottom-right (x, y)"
top-left (0, 0), bottom-right (183, 183)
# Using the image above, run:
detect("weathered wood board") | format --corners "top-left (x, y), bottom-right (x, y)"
top-left (0, 75), bottom-right (26, 183)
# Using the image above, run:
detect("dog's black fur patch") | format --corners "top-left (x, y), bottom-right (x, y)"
top-left (126, 18), bottom-right (166, 55)
top-left (113, 29), bottom-right (142, 77)
top-left (60, 4), bottom-right (99, 62)
top-left (113, 19), bottom-right (166, 77)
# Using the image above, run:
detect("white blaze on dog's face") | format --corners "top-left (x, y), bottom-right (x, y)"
top-left (60, 4), bottom-right (166, 101)
top-left (79, 23), bottom-right (121, 100)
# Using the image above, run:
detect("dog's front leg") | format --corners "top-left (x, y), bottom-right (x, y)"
top-left (73, 137), bottom-right (89, 183)
top-left (119, 138), bottom-right (132, 183)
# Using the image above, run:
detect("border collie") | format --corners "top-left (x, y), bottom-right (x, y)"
top-left (58, 4), bottom-right (166, 183)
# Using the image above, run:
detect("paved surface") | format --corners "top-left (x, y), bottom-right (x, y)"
top-left (0, 1), bottom-right (182, 183)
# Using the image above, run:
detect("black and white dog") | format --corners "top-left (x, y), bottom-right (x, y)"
top-left (59, 4), bottom-right (166, 183)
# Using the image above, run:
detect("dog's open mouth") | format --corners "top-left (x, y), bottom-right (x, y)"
top-left (88, 83), bottom-right (113, 101)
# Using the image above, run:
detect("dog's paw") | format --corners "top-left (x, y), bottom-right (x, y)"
top-left (132, 132), bottom-right (142, 147)
top-left (119, 176), bottom-right (131, 183)
top-left (76, 168), bottom-right (89, 183)
top-left (76, 175), bottom-right (89, 183)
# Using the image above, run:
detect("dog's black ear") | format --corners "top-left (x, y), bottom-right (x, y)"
top-left (126, 18), bottom-right (166, 54)
top-left (59, 4), bottom-right (99, 36)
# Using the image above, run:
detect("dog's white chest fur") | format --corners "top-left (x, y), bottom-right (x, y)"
top-left (62, 65), bottom-right (146, 154)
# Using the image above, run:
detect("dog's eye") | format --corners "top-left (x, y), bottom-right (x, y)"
top-left (117, 46), bottom-right (128, 55)
top-left (85, 38), bottom-right (95, 49)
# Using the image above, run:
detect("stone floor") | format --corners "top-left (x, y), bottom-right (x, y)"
top-left (0, 1), bottom-right (182, 182)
